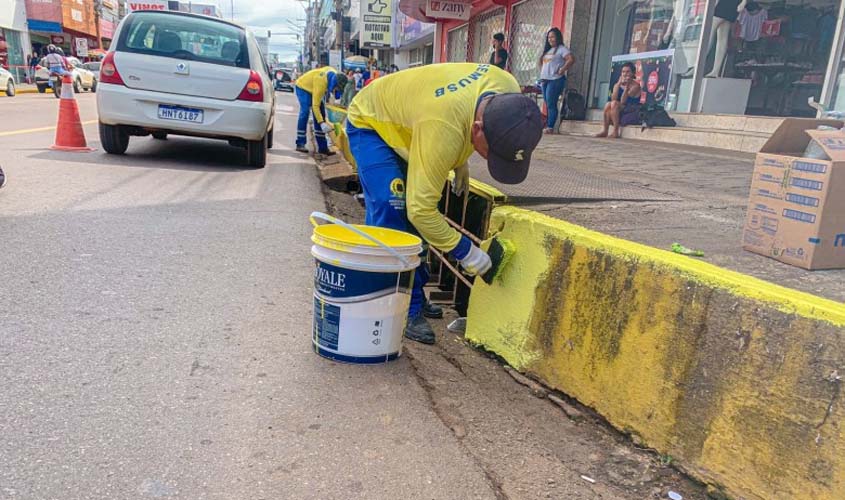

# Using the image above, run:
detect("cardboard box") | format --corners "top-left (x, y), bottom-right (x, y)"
top-left (743, 118), bottom-right (845, 270)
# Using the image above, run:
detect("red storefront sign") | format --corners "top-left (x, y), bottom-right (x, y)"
top-left (99, 18), bottom-right (115, 39)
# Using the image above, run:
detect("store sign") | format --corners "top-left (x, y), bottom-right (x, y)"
top-left (99, 18), bottom-right (115, 39)
top-left (128, 0), bottom-right (169, 11)
top-left (329, 50), bottom-right (341, 70)
top-left (425, 0), bottom-right (470, 21)
top-left (51, 35), bottom-right (65, 44)
top-left (361, 0), bottom-right (394, 47)
top-left (75, 37), bottom-right (88, 57)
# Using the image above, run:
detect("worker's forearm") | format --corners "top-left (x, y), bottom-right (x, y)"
top-left (407, 206), bottom-right (462, 253)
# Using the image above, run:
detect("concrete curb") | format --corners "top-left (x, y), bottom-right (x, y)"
top-left (467, 205), bottom-right (845, 500)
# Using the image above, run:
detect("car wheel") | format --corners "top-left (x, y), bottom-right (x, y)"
top-left (99, 122), bottom-right (130, 155)
top-left (152, 132), bottom-right (167, 140)
top-left (37, 84), bottom-right (46, 93)
top-left (267, 127), bottom-right (273, 149)
top-left (73, 79), bottom-right (81, 93)
top-left (246, 134), bottom-right (267, 168)
top-left (5, 80), bottom-right (14, 97)
top-left (91, 79), bottom-right (97, 93)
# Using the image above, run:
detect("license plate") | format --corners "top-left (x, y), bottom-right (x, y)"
top-left (157, 105), bottom-right (204, 123)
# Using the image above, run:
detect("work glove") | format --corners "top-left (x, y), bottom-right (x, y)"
top-left (458, 244), bottom-right (492, 277)
top-left (451, 162), bottom-right (470, 197)
top-left (320, 122), bottom-right (333, 135)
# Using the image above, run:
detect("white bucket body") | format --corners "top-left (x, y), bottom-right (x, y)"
top-left (312, 244), bottom-right (420, 364)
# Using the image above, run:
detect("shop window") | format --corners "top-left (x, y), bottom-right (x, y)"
top-left (719, 0), bottom-right (841, 117)
top-left (510, 0), bottom-right (556, 86)
top-left (447, 25), bottom-right (468, 62)
top-left (590, 0), bottom-right (705, 112)
top-left (469, 7), bottom-right (506, 63)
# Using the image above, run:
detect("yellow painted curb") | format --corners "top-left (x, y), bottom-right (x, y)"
top-left (468, 205), bottom-right (845, 500)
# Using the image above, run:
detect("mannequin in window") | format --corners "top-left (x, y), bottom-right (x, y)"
top-left (705, 0), bottom-right (747, 78)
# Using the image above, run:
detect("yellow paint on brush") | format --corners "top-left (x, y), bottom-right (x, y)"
top-left (467, 205), bottom-right (845, 500)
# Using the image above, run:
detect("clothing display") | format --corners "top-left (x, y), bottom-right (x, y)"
top-left (738, 8), bottom-right (767, 41)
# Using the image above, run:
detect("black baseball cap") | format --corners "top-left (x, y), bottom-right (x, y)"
top-left (482, 93), bottom-right (543, 184)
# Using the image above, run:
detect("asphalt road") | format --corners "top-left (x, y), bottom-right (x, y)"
top-left (0, 92), bottom-right (497, 499)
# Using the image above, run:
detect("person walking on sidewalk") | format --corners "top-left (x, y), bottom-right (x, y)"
top-left (294, 66), bottom-right (348, 154)
top-left (490, 33), bottom-right (509, 70)
top-left (539, 28), bottom-right (575, 134)
top-left (346, 62), bottom-right (543, 344)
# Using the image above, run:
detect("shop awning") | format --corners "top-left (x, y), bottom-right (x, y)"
top-left (27, 19), bottom-right (63, 33)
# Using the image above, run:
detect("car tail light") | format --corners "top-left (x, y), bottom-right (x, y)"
top-left (100, 52), bottom-right (125, 86)
top-left (237, 71), bottom-right (264, 102)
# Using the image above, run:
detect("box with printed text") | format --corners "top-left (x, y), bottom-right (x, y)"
top-left (743, 118), bottom-right (845, 270)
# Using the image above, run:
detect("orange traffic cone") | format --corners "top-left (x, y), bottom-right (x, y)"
top-left (51, 74), bottom-right (93, 152)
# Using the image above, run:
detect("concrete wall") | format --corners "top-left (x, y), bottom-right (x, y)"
top-left (467, 206), bottom-right (845, 500)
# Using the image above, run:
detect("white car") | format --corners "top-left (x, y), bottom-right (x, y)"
top-left (96, 11), bottom-right (276, 168)
top-left (0, 67), bottom-right (15, 96)
top-left (35, 56), bottom-right (97, 93)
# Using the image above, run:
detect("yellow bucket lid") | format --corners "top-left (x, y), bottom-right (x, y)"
top-left (312, 224), bottom-right (422, 250)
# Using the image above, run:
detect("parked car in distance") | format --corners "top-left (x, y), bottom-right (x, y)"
top-left (96, 10), bottom-right (276, 167)
top-left (0, 67), bottom-right (15, 97)
top-left (274, 69), bottom-right (293, 92)
top-left (83, 61), bottom-right (101, 73)
top-left (35, 56), bottom-right (97, 93)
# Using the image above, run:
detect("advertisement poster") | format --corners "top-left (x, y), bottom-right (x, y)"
top-left (75, 37), bottom-right (88, 57)
top-left (397, 11), bottom-right (434, 46)
top-left (610, 49), bottom-right (673, 109)
top-left (361, 0), bottom-right (393, 47)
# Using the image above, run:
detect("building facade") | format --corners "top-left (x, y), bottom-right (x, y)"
top-left (0, 0), bottom-right (30, 81)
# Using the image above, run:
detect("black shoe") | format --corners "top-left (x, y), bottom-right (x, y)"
top-left (404, 315), bottom-right (435, 344)
top-left (0, 166), bottom-right (5, 189)
top-left (423, 300), bottom-right (443, 319)
top-left (295, 146), bottom-right (309, 153)
top-left (318, 150), bottom-right (337, 156)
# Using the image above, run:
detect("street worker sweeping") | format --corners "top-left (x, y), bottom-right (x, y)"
top-left (346, 62), bottom-right (543, 344)
top-left (295, 66), bottom-right (348, 155)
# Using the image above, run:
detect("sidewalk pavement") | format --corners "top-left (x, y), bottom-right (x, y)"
top-left (13, 82), bottom-right (41, 94)
top-left (469, 133), bottom-right (845, 303)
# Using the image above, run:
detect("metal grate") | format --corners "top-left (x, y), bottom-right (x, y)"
top-left (468, 7), bottom-right (506, 63)
top-left (509, 0), bottom-right (555, 86)
top-left (446, 25), bottom-right (469, 62)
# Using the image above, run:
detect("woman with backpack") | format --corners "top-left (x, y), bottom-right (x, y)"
top-left (538, 27), bottom-right (575, 134)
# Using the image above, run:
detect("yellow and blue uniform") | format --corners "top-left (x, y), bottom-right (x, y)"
top-left (295, 67), bottom-right (339, 152)
top-left (346, 62), bottom-right (520, 317)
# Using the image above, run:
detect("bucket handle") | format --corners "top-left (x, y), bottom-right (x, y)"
top-left (310, 212), bottom-right (411, 268)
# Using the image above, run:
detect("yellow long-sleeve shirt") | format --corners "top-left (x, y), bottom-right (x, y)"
top-left (295, 66), bottom-right (338, 123)
top-left (347, 63), bottom-right (520, 252)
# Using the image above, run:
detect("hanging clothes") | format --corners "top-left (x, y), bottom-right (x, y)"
top-left (738, 8), bottom-right (768, 42)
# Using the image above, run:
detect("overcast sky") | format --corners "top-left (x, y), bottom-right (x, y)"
top-left (221, 0), bottom-right (308, 62)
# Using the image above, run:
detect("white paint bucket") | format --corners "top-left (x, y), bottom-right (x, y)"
top-left (310, 212), bottom-right (422, 364)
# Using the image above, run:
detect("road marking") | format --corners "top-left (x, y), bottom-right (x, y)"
top-left (0, 119), bottom-right (98, 137)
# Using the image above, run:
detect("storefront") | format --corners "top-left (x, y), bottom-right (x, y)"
top-left (587, 0), bottom-right (845, 117)
top-left (408, 0), bottom-right (565, 86)
top-left (1, 0), bottom-right (31, 82)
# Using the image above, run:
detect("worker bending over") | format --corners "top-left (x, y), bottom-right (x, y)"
top-left (295, 66), bottom-right (348, 154)
top-left (346, 62), bottom-right (543, 344)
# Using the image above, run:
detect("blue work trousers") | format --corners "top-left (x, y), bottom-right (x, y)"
top-left (295, 86), bottom-right (329, 153)
top-left (346, 122), bottom-right (428, 319)
top-left (541, 77), bottom-right (567, 129)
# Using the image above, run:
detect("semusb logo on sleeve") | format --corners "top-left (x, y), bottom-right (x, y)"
top-left (435, 64), bottom-right (491, 97)
top-left (314, 261), bottom-right (412, 299)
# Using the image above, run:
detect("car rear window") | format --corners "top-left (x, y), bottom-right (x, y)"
top-left (117, 12), bottom-right (249, 68)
